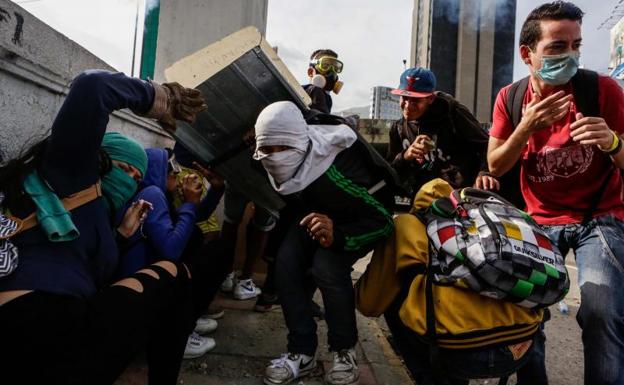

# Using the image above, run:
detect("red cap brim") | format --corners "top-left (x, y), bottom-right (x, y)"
top-left (391, 89), bottom-right (434, 98)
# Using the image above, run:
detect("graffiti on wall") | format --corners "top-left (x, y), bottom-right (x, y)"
top-left (0, 7), bottom-right (24, 47)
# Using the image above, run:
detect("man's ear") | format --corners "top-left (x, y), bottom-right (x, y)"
top-left (519, 45), bottom-right (532, 65)
top-left (307, 67), bottom-right (315, 78)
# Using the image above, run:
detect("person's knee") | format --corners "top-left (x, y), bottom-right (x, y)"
top-left (310, 257), bottom-right (350, 289)
top-left (112, 277), bottom-right (144, 293)
top-left (578, 282), bottom-right (621, 331)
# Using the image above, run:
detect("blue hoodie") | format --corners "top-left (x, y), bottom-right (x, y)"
top-left (115, 148), bottom-right (221, 278)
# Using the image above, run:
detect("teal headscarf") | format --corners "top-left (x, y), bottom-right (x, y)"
top-left (100, 132), bottom-right (148, 213)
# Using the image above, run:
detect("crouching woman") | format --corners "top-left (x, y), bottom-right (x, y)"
top-left (0, 70), bottom-right (205, 385)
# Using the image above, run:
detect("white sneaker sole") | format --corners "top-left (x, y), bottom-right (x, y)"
top-left (183, 342), bottom-right (216, 359)
top-left (263, 364), bottom-right (316, 385)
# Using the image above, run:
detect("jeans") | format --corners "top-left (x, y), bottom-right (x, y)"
top-left (542, 214), bottom-right (624, 385)
top-left (275, 223), bottom-right (366, 356)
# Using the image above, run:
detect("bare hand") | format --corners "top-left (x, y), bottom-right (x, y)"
top-left (520, 91), bottom-right (572, 133)
top-left (474, 174), bottom-right (500, 191)
top-left (182, 174), bottom-right (203, 205)
top-left (159, 82), bottom-right (207, 131)
top-left (300, 212), bottom-right (334, 248)
top-left (192, 161), bottom-right (225, 190)
top-left (570, 113), bottom-right (616, 150)
top-left (117, 199), bottom-right (153, 238)
top-left (403, 135), bottom-right (433, 164)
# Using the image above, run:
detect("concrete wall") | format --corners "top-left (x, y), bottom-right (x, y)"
top-left (0, 0), bottom-right (171, 162)
top-left (153, 0), bottom-right (268, 83)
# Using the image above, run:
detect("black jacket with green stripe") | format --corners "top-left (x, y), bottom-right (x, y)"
top-left (287, 144), bottom-right (395, 253)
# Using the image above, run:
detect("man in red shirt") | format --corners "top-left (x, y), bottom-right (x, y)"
top-left (488, 2), bottom-right (624, 384)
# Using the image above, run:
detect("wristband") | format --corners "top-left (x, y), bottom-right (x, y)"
top-left (601, 131), bottom-right (620, 153)
top-left (608, 136), bottom-right (623, 156)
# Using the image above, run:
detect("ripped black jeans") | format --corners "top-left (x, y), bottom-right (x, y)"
top-left (0, 262), bottom-right (194, 385)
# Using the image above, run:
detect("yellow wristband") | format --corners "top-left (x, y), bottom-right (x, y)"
top-left (602, 131), bottom-right (620, 153)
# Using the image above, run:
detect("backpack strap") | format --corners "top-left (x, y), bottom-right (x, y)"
top-left (9, 182), bottom-right (102, 236)
top-left (505, 76), bottom-right (530, 130)
top-left (571, 69), bottom-right (600, 118)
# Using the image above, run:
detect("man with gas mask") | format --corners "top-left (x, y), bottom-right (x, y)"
top-left (488, 2), bottom-right (624, 384)
top-left (303, 49), bottom-right (343, 113)
top-left (252, 101), bottom-right (393, 385)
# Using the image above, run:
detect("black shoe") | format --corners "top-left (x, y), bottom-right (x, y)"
top-left (255, 293), bottom-right (280, 312)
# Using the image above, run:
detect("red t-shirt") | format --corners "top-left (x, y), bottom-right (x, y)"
top-left (490, 75), bottom-right (624, 225)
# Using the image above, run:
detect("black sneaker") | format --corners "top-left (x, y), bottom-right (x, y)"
top-left (254, 293), bottom-right (280, 312)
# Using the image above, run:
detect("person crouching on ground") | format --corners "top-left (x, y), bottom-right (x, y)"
top-left (253, 101), bottom-right (394, 385)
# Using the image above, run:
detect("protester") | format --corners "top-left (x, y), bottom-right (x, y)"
top-left (386, 67), bottom-right (498, 196)
top-left (488, 2), bottom-right (624, 384)
top-left (115, 147), bottom-right (224, 360)
top-left (253, 101), bottom-right (394, 385)
top-left (0, 70), bottom-right (205, 384)
top-left (303, 49), bottom-right (344, 113)
top-left (255, 48), bottom-right (347, 313)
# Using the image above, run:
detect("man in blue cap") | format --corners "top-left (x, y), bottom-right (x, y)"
top-left (386, 67), bottom-right (498, 196)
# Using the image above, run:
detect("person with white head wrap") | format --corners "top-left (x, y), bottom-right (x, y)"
top-left (254, 101), bottom-right (394, 385)
top-left (253, 101), bottom-right (357, 194)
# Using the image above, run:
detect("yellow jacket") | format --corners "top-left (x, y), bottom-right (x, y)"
top-left (355, 179), bottom-right (542, 349)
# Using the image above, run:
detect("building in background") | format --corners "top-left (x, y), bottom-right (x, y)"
top-left (140, 0), bottom-right (268, 82)
top-left (370, 86), bottom-right (401, 120)
top-left (410, 0), bottom-right (516, 122)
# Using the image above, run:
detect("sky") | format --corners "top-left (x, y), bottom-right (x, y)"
top-left (15, 0), bottom-right (619, 113)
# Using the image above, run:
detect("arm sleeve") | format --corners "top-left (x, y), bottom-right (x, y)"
top-left (195, 185), bottom-right (225, 222)
top-left (41, 70), bottom-right (155, 197)
top-left (599, 76), bottom-right (624, 135)
top-left (139, 187), bottom-right (197, 262)
top-left (324, 166), bottom-right (394, 252)
top-left (387, 121), bottom-right (414, 179)
top-left (306, 86), bottom-right (331, 114)
top-left (451, 100), bottom-right (490, 172)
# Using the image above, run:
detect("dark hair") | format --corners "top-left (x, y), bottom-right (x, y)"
top-left (0, 139), bottom-right (111, 213)
top-left (519, 1), bottom-right (584, 50)
top-left (309, 49), bottom-right (338, 61)
top-left (0, 139), bottom-right (47, 213)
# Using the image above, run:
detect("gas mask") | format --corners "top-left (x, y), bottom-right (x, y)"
top-left (309, 56), bottom-right (344, 94)
top-left (310, 73), bottom-right (344, 94)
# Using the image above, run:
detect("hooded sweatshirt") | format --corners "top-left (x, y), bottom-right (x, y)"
top-left (254, 101), bottom-right (393, 252)
top-left (114, 148), bottom-right (222, 278)
top-left (387, 92), bottom-right (488, 195)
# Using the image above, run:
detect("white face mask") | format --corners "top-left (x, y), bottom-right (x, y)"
top-left (255, 149), bottom-right (306, 184)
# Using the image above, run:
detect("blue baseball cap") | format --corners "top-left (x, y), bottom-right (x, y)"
top-left (391, 67), bottom-right (436, 98)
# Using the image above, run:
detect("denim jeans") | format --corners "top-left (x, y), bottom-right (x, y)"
top-left (275, 223), bottom-right (366, 356)
top-left (542, 214), bottom-right (624, 385)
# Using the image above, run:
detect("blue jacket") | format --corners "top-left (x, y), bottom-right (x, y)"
top-left (115, 148), bottom-right (222, 278)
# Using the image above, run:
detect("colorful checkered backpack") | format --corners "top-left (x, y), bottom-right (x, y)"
top-left (421, 187), bottom-right (569, 309)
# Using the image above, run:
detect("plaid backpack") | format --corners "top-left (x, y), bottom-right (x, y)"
top-left (421, 187), bottom-right (569, 309)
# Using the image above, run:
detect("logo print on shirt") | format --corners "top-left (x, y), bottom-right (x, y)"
top-left (534, 145), bottom-right (593, 179)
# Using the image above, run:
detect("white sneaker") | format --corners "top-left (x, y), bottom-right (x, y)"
top-left (194, 316), bottom-right (218, 335)
top-left (183, 332), bottom-right (216, 359)
top-left (325, 348), bottom-right (359, 385)
top-left (221, 272), bottom-right (236, 292)
top-left (233, 278), bottom-right (261, 300)
top-left (264, 353), bottom-right (316, 385)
